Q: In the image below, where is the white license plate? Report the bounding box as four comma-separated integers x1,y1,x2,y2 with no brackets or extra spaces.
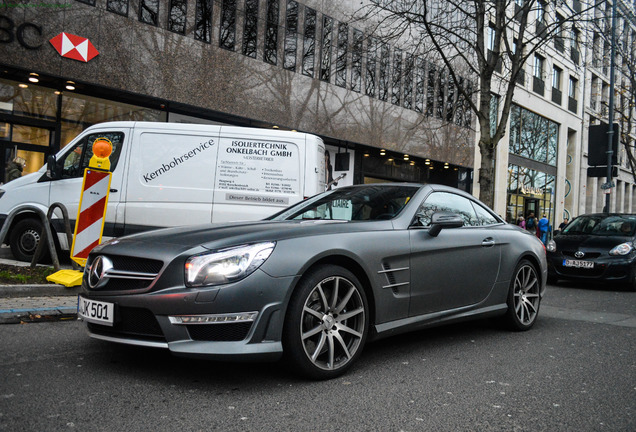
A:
78,296,114,326
563,259,594,269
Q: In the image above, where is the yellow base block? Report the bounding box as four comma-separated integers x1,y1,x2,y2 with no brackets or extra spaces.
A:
46,270,84,287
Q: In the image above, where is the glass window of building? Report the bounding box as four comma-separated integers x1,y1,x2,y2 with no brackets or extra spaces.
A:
507,164,555,228
220,0,237,51
436,69,445,118
463,81,473,128
320,16,333,81
365,37,377,97
76,0,96,5
351,29,363,92
414,57,425,113
446,76,456,122
403,55,414,109
302,7,317,77
335,22,349,88
568,76,577,99
509,104,558,166
264,0,279,65
378,43,390,101
392,49,402,106
139,0,159,25
552,66,562,90
194,0,213,43
426,63,436,117
168,0,187,34
533,54,544,79
242,0,259,58
107,0,128,16
283,0,299,71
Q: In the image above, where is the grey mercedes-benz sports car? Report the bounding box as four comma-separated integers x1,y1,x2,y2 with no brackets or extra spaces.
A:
78,184,547,379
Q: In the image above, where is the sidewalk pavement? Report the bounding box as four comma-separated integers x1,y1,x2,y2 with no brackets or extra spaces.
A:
0,250,81,324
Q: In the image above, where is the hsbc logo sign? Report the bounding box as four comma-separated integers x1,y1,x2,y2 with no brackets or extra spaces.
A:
1,15,99,63
49,32,99,62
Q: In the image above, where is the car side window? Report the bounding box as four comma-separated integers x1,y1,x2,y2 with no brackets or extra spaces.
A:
59,132,125,179
471,202,499,226
417,192,478,227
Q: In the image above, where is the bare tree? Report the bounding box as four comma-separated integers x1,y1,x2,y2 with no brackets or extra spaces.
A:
357,0,596,208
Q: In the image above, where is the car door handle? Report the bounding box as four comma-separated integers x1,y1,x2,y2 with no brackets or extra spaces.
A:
482,238,495,247
110,189,118,193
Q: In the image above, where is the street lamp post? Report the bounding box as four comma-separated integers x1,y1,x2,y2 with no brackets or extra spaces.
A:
604,0,618,213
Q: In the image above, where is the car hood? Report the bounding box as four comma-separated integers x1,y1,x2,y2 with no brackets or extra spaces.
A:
554,234,632,250
92,219,391,258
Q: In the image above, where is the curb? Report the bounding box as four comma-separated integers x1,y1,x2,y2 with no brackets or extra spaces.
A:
0,284,81,298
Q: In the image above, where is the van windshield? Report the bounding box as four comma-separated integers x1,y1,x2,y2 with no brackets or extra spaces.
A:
269,185,420,221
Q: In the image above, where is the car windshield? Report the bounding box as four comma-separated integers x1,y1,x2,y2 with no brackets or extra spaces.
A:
270,185,420,221
562,215,636,236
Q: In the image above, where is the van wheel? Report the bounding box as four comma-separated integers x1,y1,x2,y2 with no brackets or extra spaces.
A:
9,218,46,262
283,265,368,380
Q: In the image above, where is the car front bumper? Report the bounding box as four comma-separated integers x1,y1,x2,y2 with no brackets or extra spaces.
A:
546,253,636,284
79,270,298,361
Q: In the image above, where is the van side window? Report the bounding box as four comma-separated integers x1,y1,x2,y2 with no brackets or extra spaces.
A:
59,132,124,178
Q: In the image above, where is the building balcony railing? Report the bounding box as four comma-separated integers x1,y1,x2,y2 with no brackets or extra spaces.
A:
551,87,562,105
568,96,578,114
533,76,545,96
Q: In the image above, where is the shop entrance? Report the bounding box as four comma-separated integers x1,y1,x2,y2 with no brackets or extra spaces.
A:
524,198,539,219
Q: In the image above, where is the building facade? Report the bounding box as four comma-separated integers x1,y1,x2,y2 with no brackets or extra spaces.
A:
0,0,473,192
1,0,635,229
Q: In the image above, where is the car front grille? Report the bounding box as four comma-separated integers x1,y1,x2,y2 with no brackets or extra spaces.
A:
186,322,252,341
556,266,605,277
88,306,165,341
562,251,602,259
86,255,164,292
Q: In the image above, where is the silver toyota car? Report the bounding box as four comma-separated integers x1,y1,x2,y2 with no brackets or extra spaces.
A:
78,184,547,379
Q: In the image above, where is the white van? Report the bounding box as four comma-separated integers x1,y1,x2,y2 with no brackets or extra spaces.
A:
0,122,327,261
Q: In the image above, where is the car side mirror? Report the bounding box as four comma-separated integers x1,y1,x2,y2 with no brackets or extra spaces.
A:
428,212,464,237
46,155,58,180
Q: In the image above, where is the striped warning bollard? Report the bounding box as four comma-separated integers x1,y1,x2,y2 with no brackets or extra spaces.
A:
70,138,113,268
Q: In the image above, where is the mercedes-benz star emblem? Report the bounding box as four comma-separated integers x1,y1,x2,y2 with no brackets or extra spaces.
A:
88,255,113,289
574,251,585,259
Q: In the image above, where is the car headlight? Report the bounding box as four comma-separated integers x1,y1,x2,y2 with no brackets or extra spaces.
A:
546,239,557,253
185,242,275,287
609,242,633,256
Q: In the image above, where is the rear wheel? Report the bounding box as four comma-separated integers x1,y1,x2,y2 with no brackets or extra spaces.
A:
504,260,541,331
283,265,368,380
9,218,46,262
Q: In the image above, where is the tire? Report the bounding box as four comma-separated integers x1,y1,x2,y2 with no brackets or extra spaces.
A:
283,265,369,380
503,259,541,331
9,218,46,262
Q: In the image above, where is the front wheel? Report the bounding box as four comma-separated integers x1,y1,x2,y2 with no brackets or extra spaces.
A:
9,218,45,262
503,259,541,331
283,265,369,380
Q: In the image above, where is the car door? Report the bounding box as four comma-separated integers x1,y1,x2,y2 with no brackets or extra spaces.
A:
48,129,128,246
408,191,501,316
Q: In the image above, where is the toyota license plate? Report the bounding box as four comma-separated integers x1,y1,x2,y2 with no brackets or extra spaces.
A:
563,259,594,269
78,296,114,326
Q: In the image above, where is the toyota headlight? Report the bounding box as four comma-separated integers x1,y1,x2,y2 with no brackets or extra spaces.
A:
609,242,633,256
185,242,275,287
546,239,557,253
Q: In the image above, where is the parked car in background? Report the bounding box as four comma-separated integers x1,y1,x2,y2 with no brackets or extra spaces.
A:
546,213,636,290
78,184,547,379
